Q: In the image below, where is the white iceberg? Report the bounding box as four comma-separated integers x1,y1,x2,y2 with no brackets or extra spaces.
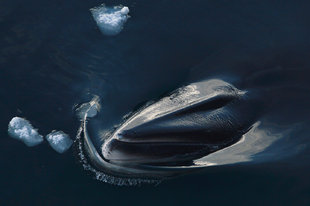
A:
90,4,130,36
46,131,73,154
8,117,44,147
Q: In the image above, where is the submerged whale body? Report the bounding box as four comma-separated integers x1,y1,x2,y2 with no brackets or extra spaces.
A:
80,79,263,183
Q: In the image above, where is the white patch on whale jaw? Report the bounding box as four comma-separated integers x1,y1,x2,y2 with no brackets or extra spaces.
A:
194,121,298,166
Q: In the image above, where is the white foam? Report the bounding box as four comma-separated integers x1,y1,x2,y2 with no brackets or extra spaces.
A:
90,4,130,36
46,131,73,153
8,117,43,147
76,96,100,120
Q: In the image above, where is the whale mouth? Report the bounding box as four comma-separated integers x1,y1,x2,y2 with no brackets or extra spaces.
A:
100,79,260,169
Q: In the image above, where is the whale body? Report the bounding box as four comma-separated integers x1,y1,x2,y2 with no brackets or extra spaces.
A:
80,78,265,182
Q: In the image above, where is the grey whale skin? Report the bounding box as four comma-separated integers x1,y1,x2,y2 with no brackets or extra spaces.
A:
81,78,262,180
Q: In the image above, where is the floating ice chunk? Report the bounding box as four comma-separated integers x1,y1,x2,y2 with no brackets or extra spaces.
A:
46,131,73,153
8,117,43,147
90,4,130,36
76,96,101,120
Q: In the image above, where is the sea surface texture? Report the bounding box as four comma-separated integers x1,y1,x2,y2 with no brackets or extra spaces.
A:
1,0,310,205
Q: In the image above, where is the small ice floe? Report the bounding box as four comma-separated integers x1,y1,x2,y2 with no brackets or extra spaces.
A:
8,117,44,147
46,131,73,154
76,96,101,120
90,4,130,36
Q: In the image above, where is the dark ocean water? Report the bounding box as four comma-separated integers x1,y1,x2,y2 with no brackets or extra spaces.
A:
1,0,310,205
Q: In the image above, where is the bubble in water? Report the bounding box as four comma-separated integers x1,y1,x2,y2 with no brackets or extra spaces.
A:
90,4,130,36
8,117,44,147
46,131,73,153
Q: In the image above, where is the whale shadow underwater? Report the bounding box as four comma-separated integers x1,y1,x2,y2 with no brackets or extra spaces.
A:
1,0,310,186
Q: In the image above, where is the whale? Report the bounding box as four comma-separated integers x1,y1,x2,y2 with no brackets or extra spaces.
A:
80,80,258,180
77,40,310,185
